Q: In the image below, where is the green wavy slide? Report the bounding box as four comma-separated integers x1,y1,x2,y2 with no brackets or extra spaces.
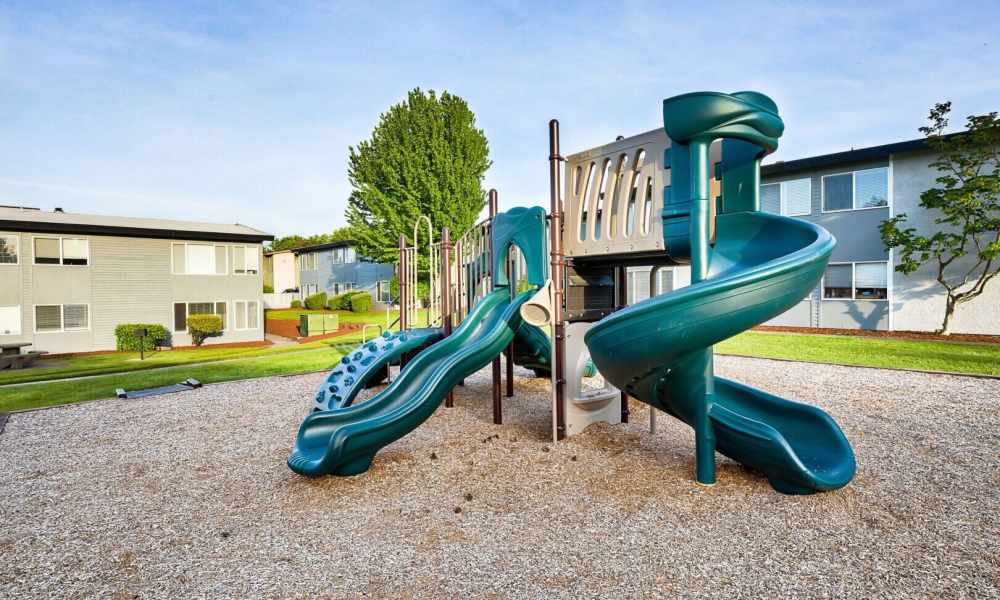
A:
288,288,534,477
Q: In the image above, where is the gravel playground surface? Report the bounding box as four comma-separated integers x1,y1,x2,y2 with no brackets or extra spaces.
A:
1,356,998,599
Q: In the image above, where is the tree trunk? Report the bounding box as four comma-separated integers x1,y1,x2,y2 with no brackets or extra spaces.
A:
938,295,956,335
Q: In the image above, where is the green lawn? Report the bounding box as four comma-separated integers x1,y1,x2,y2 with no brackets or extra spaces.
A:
0,344,353,412
717,331,1000,377
0,335,364,386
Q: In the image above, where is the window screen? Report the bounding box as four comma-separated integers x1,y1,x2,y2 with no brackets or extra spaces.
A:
34,238,61,265
855,168,888,208
823,265,853,299
247,301,259,329
0,306,21,335
61,239,89,265
0,236,17,264
232,246,246,274
215,302,227,329
244,248,259,274
186,244,215,275
234,301,247,329
35,305,62,331
172,244,186,274
63,304,88,330
189,302,214,315
855,262,888,299
784,179,811,216
174,303,187,331
823,174,853,211
214,245,227,275
760,184,780,214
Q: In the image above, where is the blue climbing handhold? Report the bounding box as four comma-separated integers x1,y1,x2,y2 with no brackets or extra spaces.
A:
347,365,357,373
354,352,362,360
382,331,391,339
341,356,351,364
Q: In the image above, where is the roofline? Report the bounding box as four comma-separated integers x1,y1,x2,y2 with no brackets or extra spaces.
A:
762,132,962,177
0,219,273,243
291,240,355,254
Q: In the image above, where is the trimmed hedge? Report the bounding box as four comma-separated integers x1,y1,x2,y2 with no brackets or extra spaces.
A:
290,299,303,308
115,323,170,352
263,284,274,293
187,314,223,346
349,292,372,313
304,292,328,310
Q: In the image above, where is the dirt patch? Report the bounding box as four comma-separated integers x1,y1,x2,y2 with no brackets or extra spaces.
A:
753,325,1000,344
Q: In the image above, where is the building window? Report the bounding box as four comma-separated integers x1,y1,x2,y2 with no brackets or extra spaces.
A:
234,300,260,330
0,235,18,264
232,246,260,275
171,243,228,275
333,282,355,295
34,304,89,332
0,305,21,335
822,167,889,212
823,262,888,301
33,237,89,266
300,253,317,271
377,280,391,303
760,178,811,217
173,301,227,332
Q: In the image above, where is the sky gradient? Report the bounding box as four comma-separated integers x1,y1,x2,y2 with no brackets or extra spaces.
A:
2,1,998,237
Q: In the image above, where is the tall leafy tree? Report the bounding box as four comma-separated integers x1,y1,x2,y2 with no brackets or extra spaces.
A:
880,102,1000,334
347,88,491,267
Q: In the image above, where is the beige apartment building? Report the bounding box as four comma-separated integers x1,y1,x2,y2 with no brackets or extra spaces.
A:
0,206,273,354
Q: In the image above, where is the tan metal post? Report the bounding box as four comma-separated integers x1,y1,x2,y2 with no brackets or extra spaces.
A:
442,227,454,408
489,189,502,424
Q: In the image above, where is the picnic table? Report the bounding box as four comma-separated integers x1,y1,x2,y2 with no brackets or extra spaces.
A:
0,343,47,369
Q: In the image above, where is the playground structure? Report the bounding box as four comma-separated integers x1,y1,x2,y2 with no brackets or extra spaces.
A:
289,90,857,494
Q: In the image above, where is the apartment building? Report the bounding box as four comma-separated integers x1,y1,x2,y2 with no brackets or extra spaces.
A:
0,206,273,353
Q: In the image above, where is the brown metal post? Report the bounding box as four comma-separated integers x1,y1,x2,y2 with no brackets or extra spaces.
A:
441,227,454,408
489,189,502,424
616,265,630,423
549,120,567,440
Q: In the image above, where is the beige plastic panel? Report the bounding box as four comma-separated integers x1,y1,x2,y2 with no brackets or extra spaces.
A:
563,128,721,258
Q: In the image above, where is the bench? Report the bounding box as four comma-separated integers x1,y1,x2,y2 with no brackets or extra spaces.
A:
1,351,47,370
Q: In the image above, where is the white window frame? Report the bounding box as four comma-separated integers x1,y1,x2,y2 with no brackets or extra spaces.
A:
300,252,318,271
233,299,261,331
0,233,19,266
761,178,812,217
170,242,229,275
31,236,90,267
377,280,391,303
821,261,890,302
0,305,22,336
820,166,891,214
172,301,229,333
32,303,91,333
231,245,260,276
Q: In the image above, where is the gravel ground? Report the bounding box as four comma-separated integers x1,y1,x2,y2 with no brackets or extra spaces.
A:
1,356,998,599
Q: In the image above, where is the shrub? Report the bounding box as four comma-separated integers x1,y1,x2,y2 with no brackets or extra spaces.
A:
349,292,372,313
187,314,223,346
304,292,328,310
114,323,170,352
263,284,274,293
290,299,303,308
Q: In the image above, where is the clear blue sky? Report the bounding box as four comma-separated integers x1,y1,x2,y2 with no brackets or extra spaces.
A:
2,1,998,237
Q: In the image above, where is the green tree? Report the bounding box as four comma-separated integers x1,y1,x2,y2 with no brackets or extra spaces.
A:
346,88,491,268
880,102,1000,334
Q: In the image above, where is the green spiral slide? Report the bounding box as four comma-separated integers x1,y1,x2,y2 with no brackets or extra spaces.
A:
586,91,856,494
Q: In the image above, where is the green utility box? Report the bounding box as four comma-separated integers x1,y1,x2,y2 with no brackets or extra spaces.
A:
299,313,339,336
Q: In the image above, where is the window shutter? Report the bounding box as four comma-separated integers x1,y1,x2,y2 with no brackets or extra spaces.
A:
61,239,89,265
247,301,259,329
34,238,61,264
0,305,21,335
232,246,246,274
855,263,887,287
783,179,811,216
823,174,853,211
187,244,214,274
760,184,781,214
35,305,62,331
63,304,88,329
